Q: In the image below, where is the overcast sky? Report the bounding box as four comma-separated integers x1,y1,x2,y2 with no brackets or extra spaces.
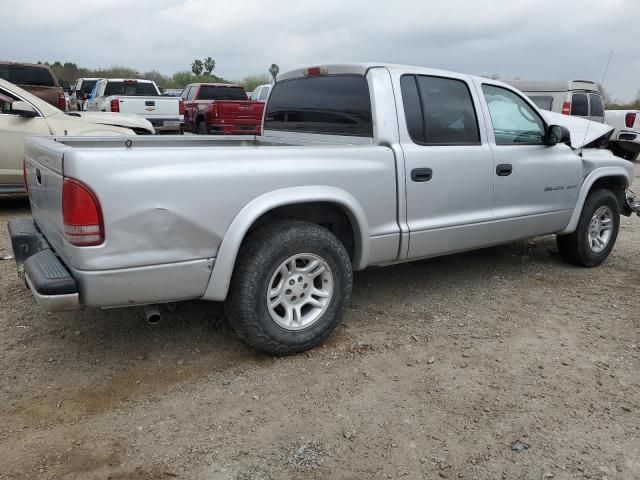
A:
2,0,639,101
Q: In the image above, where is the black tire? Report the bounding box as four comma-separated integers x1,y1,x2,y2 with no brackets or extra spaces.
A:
225,220,353,355
197,119,208,135
557,189,620,267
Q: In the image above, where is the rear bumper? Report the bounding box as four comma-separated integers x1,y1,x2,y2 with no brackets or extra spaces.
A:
147,118,185,133
8,217,215,312
8,218,79,312
207,122,261,135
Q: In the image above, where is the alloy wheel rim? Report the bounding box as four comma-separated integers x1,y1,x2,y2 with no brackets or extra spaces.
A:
588,206,613,253
266,253,334,330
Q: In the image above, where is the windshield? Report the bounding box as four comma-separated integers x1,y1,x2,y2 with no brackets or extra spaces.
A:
80,80,98,94
198,86,247,100
104,81,158,96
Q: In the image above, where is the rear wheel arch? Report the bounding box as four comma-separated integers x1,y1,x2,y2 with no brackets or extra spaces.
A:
202,187,370,301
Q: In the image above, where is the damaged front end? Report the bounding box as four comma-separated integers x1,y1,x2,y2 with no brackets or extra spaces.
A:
625,189,640,217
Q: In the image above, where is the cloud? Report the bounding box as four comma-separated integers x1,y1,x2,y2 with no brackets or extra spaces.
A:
1,0,638,100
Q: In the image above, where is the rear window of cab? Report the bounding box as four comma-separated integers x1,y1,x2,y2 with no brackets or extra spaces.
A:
0,65,56,87
264,75,373,137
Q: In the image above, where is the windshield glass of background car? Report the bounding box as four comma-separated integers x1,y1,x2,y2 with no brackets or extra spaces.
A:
482,84,545,145
589,94,604,117
258,86,270,101
264,75,373,137
80,80,98,94
0,65,55,87
528,95,554,111
104,81,158,96
571,93,588,116
198,86,247,101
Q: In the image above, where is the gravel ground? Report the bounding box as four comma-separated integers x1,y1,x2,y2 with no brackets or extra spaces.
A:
0,165,639,480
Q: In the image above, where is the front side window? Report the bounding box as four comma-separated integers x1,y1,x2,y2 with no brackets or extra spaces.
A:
482,85,546,145
187,86,197,100
181,86,191,100
571,93,588,116
589,94,604,117
401,75,480,145
80,80,97,94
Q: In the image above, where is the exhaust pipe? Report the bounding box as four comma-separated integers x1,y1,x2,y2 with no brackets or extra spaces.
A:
144,304,161,324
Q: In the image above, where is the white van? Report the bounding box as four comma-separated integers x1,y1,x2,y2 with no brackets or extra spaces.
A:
505,80,605,123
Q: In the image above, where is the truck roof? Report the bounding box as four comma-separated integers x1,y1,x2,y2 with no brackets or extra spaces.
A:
503,79,599,93
103,78,155,83
187,82,244,88
277,62,500,83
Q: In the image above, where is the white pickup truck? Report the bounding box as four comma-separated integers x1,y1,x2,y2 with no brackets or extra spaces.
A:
9,63,640,355
605,110,640,162
85,78,184,134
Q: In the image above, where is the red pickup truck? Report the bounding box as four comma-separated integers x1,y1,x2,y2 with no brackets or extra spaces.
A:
181,83,264,135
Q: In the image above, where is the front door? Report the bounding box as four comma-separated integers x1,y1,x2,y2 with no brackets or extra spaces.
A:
477,82,580,239
399,73,496,259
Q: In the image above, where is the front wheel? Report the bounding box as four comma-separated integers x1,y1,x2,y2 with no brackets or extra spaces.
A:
225,221,353,355
557,189,620,267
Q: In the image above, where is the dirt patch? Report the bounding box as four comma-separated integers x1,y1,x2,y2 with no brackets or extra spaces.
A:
1,166,639,479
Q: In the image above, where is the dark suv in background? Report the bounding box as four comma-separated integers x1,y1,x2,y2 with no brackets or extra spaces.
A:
0,62,67,111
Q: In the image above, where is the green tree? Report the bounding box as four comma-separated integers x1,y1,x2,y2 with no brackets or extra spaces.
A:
269,64,280,82
203,57,215,75
240,73,272,93
191,59,204,76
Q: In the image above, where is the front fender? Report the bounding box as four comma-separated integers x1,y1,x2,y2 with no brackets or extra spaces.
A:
559,166,632,234
202,186,370,301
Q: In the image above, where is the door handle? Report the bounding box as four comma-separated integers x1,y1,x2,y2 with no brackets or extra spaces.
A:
496,164,513,176
411,168,433,182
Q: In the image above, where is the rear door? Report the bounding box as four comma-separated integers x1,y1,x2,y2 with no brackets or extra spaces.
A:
478,82,579,236
399,73,496,259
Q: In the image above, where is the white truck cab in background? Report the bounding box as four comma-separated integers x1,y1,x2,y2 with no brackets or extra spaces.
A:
85,78,184,134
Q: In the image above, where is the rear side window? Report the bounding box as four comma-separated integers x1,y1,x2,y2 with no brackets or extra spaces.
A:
0,65,55,87
571,93,588,116
589,94,604,117
528,95,554,111
401,74,480,145
104,81,158,96
264,75,373,137
198,86,247,101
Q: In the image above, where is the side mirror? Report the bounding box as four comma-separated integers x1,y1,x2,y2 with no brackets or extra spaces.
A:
11,101,38,118
546,125,571,145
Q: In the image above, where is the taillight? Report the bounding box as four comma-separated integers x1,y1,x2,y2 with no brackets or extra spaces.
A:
562,101,571,115
211,103,220,119
179,99,185,115
625,112,636,128
62,178,104,246
110,98,119,112
58,91,66,111
23,159,28,194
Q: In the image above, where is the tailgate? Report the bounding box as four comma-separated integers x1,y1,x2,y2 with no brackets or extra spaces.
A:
219,100,263,120
114,96,180,118
23,137,69,260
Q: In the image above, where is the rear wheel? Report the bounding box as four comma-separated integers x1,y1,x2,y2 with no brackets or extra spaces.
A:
557,189,620,267
225,221,352,355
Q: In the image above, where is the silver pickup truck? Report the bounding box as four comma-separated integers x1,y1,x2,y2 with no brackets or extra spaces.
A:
9,63,640,354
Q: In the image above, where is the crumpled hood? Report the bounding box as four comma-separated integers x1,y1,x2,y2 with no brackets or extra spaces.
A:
540,110,614,149
66,111,155,133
